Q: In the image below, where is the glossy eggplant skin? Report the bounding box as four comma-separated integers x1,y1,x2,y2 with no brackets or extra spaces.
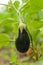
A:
15,28,30,53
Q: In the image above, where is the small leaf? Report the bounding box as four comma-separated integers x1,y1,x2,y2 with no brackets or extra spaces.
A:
14,1,20,9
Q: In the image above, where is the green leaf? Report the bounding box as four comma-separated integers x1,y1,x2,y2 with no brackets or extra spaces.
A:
14,1,20,9
34,60,43,65
30,0,43,12
30,60,43,65
28,21,43,31
10,49,17,63
0,33,10,48
38,10,43,19
13,23,18,33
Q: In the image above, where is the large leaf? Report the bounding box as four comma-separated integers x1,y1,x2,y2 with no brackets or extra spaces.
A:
0,33,10,48
30,0,43,12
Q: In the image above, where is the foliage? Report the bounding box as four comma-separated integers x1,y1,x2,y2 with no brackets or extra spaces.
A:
0,0,43,65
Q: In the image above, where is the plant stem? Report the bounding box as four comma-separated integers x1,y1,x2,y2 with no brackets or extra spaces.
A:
0,3,8,6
